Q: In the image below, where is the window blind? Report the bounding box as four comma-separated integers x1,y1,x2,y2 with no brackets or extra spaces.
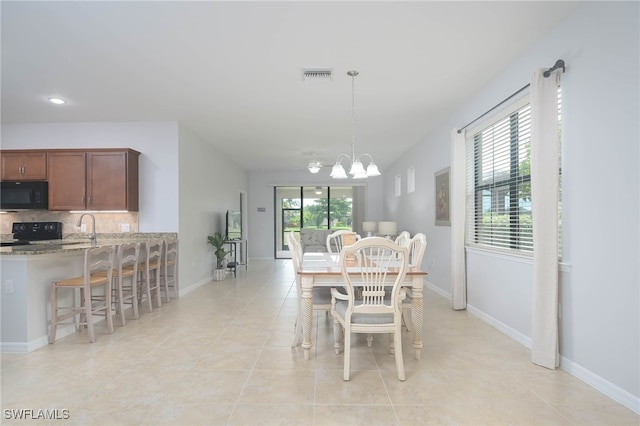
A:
465,87,562,256
465,102,533,253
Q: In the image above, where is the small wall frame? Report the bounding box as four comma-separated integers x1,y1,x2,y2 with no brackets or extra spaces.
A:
435,167,451,226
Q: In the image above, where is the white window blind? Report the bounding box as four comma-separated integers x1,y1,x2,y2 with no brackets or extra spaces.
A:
466,101,533,253
465,88,562,256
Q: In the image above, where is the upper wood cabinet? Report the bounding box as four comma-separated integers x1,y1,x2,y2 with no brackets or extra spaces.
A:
0,151,47,181
47,149,140,211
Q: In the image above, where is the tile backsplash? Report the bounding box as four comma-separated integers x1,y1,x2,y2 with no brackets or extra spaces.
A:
0,211,139,235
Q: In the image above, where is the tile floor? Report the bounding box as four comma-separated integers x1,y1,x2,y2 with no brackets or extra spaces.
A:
1,259,638,425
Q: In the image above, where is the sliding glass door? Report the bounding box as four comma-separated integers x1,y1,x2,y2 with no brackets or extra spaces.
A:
274,186,354,258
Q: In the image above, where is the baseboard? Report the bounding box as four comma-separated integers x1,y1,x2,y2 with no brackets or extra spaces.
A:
560,355,640,415
466,303,533,349
179,277,213,296
423,281,639,415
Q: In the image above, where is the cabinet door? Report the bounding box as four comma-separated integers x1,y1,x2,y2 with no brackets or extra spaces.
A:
1,154,24,180
0,152,47,181
87,151,128,210
47,152,86,210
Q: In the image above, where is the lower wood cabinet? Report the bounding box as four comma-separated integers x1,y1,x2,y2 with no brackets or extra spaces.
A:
47,149,139,211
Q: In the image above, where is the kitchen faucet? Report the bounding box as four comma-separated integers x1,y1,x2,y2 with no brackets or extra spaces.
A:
76,213,97,245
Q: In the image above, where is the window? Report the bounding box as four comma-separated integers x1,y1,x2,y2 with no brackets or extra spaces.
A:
465,89,562,255
466,99,533,253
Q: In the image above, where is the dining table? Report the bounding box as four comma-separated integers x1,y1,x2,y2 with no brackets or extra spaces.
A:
297,251,428,361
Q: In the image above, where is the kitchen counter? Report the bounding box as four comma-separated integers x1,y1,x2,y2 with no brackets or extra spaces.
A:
0,233,177,255
0,232,177,353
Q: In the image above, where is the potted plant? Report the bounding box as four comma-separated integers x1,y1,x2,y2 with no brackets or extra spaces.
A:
207,232,231,281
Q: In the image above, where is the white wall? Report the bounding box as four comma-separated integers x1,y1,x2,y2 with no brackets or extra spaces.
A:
177,124,249,290
248,170,383,259
383,1,639,409
0,122,179,232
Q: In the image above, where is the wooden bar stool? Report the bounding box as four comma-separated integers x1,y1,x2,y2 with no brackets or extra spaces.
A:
138,240,163,312
48,245,116,344
112,242,141,326
160,238,179,302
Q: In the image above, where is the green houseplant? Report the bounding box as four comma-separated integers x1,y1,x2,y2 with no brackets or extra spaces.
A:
207,232,231,280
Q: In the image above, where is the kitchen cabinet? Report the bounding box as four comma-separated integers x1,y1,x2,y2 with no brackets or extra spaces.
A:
0,151,47,181
47,149,139,211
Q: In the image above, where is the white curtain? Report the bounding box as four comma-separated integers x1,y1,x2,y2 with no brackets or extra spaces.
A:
530,69,561,369
451,129,467,310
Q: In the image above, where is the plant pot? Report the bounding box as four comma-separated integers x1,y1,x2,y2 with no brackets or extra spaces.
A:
213,268,226,281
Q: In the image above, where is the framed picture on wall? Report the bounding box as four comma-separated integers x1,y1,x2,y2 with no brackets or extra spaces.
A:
435,167,451,226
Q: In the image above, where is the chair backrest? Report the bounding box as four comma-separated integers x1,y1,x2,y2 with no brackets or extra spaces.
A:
117,242,141,277
340,237,408,318
394,231,411,248
407,233,427,268
146,240,163,268
85,245,115,285
286,231,303,270
164,239,179,268
326,230,361,254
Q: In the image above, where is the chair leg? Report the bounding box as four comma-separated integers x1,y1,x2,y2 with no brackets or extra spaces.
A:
48,284,57,344
131,274,140,320
153,270,162,308
105,282,114,335
394,327,406,381
141,271,153,312
116,277,126,327
333,317,342,355
343,330,351,381
402,307,413,331
84,289,95,343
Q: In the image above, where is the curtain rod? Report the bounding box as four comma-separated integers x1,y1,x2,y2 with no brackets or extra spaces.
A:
456,59,565,134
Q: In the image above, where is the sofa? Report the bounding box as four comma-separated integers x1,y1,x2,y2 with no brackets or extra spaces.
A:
299,228,332,253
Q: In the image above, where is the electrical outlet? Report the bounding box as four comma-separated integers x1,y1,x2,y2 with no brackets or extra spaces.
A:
80,224,87,232
4,280,14,294
121,223,130,232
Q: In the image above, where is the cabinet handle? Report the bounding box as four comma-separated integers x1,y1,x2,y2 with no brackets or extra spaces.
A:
88,196,92,205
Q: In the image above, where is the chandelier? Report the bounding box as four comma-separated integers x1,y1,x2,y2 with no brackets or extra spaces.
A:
308,70,380,179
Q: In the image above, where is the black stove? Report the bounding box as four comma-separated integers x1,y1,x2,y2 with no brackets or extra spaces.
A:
1,222,63,246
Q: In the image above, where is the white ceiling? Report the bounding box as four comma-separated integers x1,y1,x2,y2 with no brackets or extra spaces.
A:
1,1,579,173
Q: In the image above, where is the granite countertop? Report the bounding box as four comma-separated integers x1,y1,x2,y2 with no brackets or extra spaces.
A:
0,233,177,256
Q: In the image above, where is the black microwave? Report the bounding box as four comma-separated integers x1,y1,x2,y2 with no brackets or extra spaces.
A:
0,181,48,210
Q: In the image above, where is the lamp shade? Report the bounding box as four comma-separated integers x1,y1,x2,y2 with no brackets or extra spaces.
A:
378,221,397,237
330,163,348,179
362,221,376,232
308,162,321,173
366,162,381,176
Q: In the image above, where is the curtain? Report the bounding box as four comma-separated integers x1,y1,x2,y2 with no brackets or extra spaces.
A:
451,129,467,310
530,69,561,369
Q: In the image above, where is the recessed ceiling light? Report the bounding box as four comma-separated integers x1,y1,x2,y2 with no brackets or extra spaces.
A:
48,97,66,105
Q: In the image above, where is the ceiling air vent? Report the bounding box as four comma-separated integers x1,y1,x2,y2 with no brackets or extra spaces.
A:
302,68,333,82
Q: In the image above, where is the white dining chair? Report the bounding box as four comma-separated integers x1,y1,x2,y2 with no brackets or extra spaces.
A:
399,232,427,331
326,230,360,254
394,231,411,247
287,231,333,347
330,237,409,381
